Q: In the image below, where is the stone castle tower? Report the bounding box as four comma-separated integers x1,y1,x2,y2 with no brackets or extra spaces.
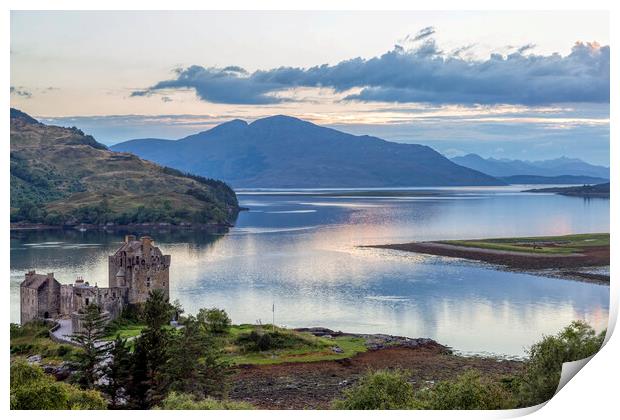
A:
108,235,170,304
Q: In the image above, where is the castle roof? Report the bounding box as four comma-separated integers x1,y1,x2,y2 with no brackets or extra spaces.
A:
21,273,53,289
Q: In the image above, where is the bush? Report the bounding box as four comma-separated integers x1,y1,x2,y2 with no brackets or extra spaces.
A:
10,359,106,410
197,308,231,334
235,327,319,352
517,320,605,407
415,370,517,409
158,392,253,410
332,369,416,409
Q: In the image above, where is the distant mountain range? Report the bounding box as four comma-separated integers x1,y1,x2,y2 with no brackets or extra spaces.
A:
451,154,609,179
10,109,239,227
112,115,503,188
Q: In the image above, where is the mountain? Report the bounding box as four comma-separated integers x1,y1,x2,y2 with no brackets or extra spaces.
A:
525,183,610,198
10,109,239,227
451,154,609,179
499,175,609,185
112,115,503,188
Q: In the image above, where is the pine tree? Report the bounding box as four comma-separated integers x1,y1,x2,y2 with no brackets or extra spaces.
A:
164,315,231,399
126,290,173,408
102,335,132,409
71,304,111,389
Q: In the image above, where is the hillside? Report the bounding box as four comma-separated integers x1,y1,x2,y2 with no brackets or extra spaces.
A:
10,109,239,227
112,115,503,188
452,154,609,179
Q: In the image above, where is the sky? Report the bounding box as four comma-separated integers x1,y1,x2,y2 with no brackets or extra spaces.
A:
10,11,610,165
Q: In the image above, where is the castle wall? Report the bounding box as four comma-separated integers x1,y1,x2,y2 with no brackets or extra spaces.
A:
60,285,74,317
20,287,38,324
43,279,61,319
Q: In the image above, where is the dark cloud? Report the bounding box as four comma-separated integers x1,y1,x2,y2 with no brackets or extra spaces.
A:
133,37,609,106
10,86,32,98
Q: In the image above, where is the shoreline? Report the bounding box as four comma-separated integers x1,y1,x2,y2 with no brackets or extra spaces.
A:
231,327,523,409
364,241,609,284
10,221,235,232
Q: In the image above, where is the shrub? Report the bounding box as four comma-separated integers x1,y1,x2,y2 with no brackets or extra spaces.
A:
10,359,106,410
235,328,319,352
414,370,517,410
517,320,605,407
197,308,231,334
332,369,416,410
158,392,253,410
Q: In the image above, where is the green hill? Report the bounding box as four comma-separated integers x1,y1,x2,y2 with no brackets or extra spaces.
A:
10,109,239,227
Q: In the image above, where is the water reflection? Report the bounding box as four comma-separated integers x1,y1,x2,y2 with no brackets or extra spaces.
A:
10,187,609,357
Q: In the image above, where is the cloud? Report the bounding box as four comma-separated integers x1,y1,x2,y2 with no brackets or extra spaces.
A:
133,36,609,106
10,86,32,98
131,65,290,104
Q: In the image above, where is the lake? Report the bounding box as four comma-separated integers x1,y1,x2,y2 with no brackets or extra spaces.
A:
10,186,609,357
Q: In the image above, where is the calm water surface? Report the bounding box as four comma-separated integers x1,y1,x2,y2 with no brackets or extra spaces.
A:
10,186,610,357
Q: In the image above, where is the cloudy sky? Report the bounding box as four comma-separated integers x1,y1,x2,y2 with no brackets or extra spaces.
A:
10,11,610,164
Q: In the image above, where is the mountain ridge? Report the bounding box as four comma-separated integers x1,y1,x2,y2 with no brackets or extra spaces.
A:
452,153,609,179
112,116,505,188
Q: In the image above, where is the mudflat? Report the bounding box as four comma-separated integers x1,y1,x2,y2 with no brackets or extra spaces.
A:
230,343,522,409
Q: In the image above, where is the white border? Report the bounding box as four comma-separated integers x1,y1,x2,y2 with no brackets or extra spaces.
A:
2,1,616,419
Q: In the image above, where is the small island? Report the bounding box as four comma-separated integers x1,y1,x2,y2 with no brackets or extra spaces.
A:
524,182,610,198
366,233,610,283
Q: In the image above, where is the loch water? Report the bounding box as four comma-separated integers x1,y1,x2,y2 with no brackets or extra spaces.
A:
10,186,610,357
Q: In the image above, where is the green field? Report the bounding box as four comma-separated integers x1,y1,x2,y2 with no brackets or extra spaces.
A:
223,324,367,365
440,233,609,255
103,322,368,365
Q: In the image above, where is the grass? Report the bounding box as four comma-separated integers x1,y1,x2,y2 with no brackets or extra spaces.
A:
102,324,145,341
10,322,81,364
222,324,367,365
11,320,368,367
441,233,609,255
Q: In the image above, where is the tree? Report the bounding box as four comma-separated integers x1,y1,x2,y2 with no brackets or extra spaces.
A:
164,315,231,399
197,307,231,334
517,320,605,407
125,290,173,408
71,304,111,389
101,335,132,409
10,359,106,409
171,298,184,322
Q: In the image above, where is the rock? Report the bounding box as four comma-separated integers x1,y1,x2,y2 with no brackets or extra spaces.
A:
42,361,74,381
331,346,344,354
26,355,42,364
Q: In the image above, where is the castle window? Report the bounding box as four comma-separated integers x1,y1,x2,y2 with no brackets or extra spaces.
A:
85,298,89,305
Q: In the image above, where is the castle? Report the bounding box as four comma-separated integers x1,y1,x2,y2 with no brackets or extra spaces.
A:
20,235,170,332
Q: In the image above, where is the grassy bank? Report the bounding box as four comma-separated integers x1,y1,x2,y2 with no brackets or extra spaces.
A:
10,322,81,364
102,321,368,365
440,233,609,255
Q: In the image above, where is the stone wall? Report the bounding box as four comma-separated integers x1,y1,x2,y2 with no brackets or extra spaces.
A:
20,287,38,324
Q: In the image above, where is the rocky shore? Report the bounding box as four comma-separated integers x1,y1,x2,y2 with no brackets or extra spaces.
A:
230,328,523,409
